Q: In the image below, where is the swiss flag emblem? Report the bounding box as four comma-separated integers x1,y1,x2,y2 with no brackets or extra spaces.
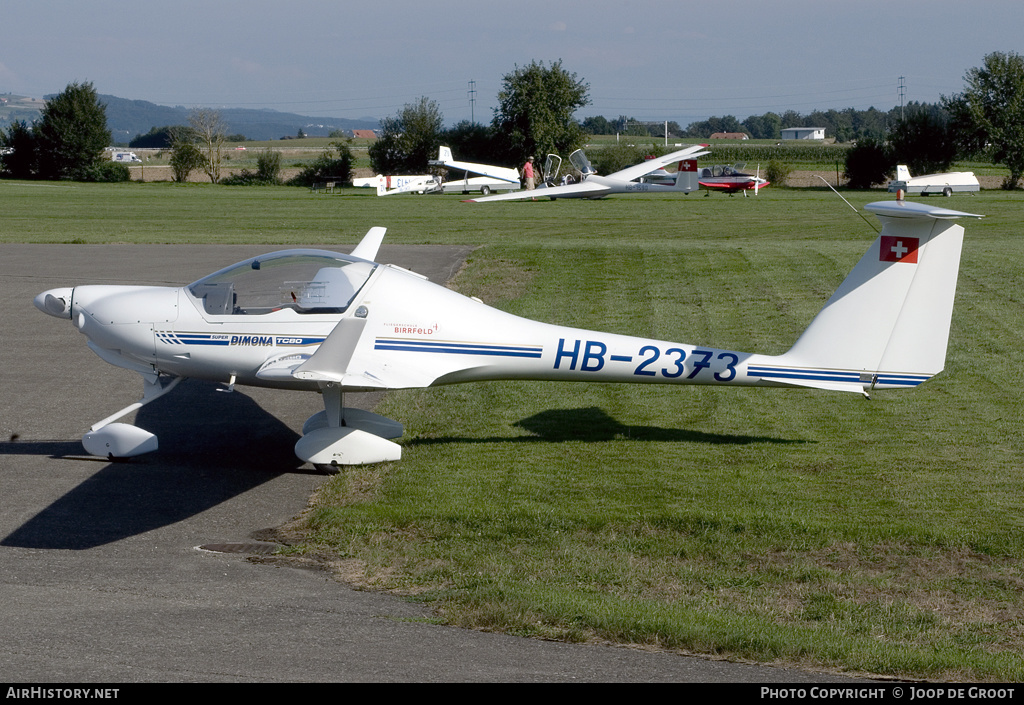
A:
880,235,919,263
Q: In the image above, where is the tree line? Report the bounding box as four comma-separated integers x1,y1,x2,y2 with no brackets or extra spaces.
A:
4,53,1024,189
579,106,909,143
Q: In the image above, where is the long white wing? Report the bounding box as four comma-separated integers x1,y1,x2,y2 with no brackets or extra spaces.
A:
434,158,520,183
464,179,610,203
607,145,709,183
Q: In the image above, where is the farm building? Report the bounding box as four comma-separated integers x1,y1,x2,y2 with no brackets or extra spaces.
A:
781,127,826,140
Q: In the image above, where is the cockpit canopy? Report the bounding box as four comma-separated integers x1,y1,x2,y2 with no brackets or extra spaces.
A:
569,149,597,177
187,249,377,316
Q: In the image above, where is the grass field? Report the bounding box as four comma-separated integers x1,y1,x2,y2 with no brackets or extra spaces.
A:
4,181,1023,680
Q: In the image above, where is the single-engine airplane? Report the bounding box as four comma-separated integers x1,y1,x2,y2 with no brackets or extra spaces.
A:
698,163,768,195
464,145,709,202
35,200,980,468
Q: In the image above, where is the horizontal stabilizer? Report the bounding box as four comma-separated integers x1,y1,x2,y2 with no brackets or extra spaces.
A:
865,200,983,221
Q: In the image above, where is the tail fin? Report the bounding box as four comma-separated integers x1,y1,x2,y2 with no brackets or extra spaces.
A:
375,175,387,196
896,164,912,182
673,159,699,192
759,200,982,394
438,146,453,164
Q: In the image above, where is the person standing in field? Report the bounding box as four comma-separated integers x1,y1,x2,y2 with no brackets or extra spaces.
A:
522,156,536,190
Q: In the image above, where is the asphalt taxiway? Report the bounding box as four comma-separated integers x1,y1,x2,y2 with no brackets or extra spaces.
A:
1,243,864,682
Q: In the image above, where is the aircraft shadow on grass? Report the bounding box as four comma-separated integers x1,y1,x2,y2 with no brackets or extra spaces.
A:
3,396,807,549
406,406,810,447
1,379,310,550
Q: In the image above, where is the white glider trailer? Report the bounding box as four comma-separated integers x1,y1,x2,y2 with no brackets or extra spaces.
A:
888,165,979,197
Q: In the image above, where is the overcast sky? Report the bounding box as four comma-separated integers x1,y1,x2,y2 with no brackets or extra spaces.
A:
2,0,1021,127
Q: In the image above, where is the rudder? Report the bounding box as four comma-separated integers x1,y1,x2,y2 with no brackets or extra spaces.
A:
673,159,700,192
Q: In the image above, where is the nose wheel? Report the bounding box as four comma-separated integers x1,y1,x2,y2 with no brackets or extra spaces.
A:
82,374,182,459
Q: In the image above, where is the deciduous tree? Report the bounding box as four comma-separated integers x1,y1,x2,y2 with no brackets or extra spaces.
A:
888,109,956,177
944,51,1024,188
189,108,227,183
33,81,111,181
168,126,203,183
491,60,590,166
1,120,38,178
369,97,444,175
843,137,891,189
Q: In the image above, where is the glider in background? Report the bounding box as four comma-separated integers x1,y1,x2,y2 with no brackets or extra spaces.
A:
464,145,709,202
429,146,520,195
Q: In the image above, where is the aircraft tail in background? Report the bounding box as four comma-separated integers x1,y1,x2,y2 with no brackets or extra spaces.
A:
673,159,700,192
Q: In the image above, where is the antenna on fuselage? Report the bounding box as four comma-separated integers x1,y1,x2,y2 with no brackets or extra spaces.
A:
814,175,880,233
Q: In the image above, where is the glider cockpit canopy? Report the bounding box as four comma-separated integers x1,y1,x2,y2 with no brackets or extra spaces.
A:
187,249,377,316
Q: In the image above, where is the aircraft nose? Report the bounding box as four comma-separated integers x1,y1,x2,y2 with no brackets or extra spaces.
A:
34,287,74,319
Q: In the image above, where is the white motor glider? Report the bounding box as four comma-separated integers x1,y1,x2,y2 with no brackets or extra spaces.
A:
464,145,709,202
35,200,980,467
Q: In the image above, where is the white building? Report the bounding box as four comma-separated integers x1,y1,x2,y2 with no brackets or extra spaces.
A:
781,127,826,140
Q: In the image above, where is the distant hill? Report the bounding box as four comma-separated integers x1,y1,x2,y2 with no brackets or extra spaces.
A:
0,94,48,127
0,92,380,143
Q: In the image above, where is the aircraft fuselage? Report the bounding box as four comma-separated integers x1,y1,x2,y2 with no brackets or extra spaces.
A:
38,250,783,395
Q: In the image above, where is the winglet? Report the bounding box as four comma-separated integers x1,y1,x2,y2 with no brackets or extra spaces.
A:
350,227,386,262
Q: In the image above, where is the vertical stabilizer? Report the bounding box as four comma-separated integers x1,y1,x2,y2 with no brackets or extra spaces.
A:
673,159,700,192
896,164,912,182
768,200,981,390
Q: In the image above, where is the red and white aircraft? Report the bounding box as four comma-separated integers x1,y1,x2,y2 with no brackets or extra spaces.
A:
698,163,768,195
